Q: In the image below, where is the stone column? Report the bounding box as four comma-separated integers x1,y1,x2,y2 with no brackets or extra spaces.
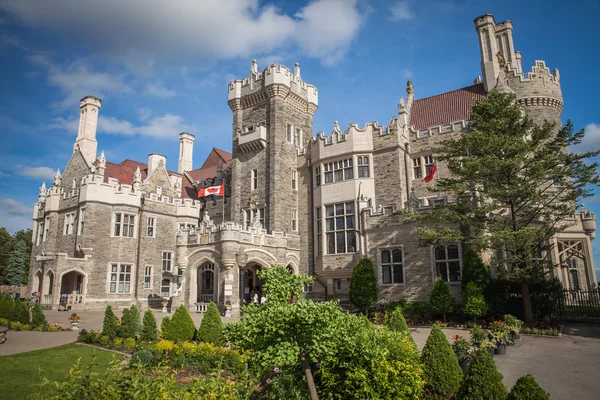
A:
220,259,237,317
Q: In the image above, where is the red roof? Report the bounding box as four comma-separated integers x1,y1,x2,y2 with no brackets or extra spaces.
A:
188,148,232,182
410,83,485,131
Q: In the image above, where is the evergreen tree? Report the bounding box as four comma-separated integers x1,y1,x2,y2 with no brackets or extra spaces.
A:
429,277,455,322
102,305,118,339
196,302,225,345
508,374,550,400
31,303,47,328
162,305,195,342
119,307,135,338
421,324,463,399
10,299,30,324
456,348,507,400
410,90,600,324
0,293,15,319
386,306,409,332
129,305,142,335
463,282,488,322
141,309,158,341
461,249,490,294
7,240,27,286
349,257,378,311
160,316,171,339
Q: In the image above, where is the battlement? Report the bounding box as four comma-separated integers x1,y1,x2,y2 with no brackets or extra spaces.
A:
311,121,378,162
411,119,467,140
228,61,318,107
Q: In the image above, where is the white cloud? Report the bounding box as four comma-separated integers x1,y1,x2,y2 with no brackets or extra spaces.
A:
570,123,600,155
98,116,135,135
0,198,33,216
43,116,79,134
15,165,55,181
389,1,415,21
145,81,176,98
0,0,369,67
137,108,152,122
27,54,133,109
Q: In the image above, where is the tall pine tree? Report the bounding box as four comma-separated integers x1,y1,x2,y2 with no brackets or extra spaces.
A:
7,240,27,287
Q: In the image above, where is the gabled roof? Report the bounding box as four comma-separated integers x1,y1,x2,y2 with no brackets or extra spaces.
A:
188,148,232,183
410,83,486,131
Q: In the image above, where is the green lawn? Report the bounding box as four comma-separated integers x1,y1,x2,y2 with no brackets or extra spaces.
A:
0,344,123,399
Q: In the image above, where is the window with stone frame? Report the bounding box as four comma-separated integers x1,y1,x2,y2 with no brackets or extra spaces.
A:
251,169,258,190
381,248,404,284
144,266,152,289
323,158,353,184
244,208,264,229
78,208,85,235
357,156,370,178
315,165,321,186
412,157,422,179
424,155,435,175
37,221,44,245
291,169,297,191
114,212,135,237
291,209,297,231
44,217,50,241
286,123,293,143
325,201,356,254
294,127,302,147
315,206,322,255
64,212,75,235
161,279,171,297
109,263,132,293
334,279,342,292
147,216,155,237
434,244,461,282
162,251,173,272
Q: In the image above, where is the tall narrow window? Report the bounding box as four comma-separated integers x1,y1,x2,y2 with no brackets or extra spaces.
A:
147,217,155,237
291,169,297,191
292,209,297,231
294,127,302,147
44,217,50,241
357,156,370,178
381,249,404,284
79,208,85,235
316,207,322,255
161,279,171,297
324,163,333,183
413,158,422,179
64,212,75,235
286,124,292,142
424,155,434,175
144,266,152,289
315,166,321,186
251,169,258,190
325,201,356,254
37,222,44,245
434,245,461,282
162,251,173,272
570,269,580,290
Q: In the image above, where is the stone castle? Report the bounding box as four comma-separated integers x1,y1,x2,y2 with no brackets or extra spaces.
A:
27,14,597,314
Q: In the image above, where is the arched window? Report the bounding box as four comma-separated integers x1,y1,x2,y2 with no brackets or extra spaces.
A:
286,264,294,274
381,249,403,284
434,245,461,282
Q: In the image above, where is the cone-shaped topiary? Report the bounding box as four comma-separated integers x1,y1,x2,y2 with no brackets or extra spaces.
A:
162,305,196,342
456,348,508,400
102,305,118,339
196,302,225,345
349,257,378,311
10,299,30,324
461,249,490,294
141,309,158,341
508,374,550,400
463,282,488,322
0,294,15,319
429,277,455,322
120,307,137,338
129,305,141,335
421,324,463,399
31,303,47,328
160,316,171,338
386,306,409,333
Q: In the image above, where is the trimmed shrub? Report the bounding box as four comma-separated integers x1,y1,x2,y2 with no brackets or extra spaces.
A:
0,294,14,319
10,299,30,325
162,306,196,342
31,303,47,328
508,374,550,400
429,277,455,322
160,316,171,338
0,317,8,326
349,257,378,311
131,349,154,367
129,305,141,334
456,348,507,400
385,306,408,332
461,249,490,294
102,305,118,339
421,324,463,399
120,306,141,338
141,309,158,341
197,302,225,345
463,282,488,321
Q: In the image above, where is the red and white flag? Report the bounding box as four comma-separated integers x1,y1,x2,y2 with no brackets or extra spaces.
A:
424,163,437,183
198,184,224,197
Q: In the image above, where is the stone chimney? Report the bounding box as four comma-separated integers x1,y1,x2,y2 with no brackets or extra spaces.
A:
74,95,102,164
148,153,166,177
178,132,195,173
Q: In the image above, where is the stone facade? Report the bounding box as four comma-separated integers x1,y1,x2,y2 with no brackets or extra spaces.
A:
27,14,597,315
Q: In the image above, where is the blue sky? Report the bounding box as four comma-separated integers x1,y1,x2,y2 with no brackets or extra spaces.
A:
0,0,599,276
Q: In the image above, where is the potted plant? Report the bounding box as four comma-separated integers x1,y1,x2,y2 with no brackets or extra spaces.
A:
480,338,496,358
452,335,475,374
489,321,510,355
68,313,81,329
503,314,523,342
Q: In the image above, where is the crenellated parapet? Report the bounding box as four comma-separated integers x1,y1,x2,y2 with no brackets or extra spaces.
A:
580,206,597,239
310,121,379,162
228,61,318,114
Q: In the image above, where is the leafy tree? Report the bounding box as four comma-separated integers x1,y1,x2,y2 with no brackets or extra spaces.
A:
0,228,13,285
31,303,47,328
463,282,488,321
429,277,455,322
259,265,313,304
508,374,550,400
162,305,195,342
197,302,225,345
421,324,463,399
7,240,27,286
141,309,158,341
456,348,507,400
0,293,15,319
385,306,409,332
411,90,600,324
349,257,378,311
10,299,30,324
102,305,118,339
462,249,490,293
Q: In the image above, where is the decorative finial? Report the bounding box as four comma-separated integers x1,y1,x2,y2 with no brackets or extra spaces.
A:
39,182,47,196
133,166,142,184
406,81,414,96
98,150,106,164
251,59,258,74
294,62,300,79
53,169,61,187
553,68,560,81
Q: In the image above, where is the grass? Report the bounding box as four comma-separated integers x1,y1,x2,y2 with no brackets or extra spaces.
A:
0,343,123,399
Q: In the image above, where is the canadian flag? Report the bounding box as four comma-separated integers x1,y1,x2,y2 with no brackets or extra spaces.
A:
424,163,437,183
198,184,224,197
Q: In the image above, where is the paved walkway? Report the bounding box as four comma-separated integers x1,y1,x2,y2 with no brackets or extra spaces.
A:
0,330,78,356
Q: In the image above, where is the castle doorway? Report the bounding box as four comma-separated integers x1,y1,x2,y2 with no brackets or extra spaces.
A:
243,263,264,304
197,263,216,303
59,270,85,309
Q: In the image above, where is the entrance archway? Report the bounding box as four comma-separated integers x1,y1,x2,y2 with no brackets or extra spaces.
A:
197,263,216,303
59,270,85,308
243,263,264,303
41,271,54,305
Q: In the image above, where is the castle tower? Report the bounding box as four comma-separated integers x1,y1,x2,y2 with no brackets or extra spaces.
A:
227,61,318,235
74,95,102,164
178,132,195,173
